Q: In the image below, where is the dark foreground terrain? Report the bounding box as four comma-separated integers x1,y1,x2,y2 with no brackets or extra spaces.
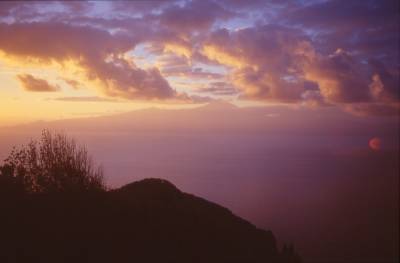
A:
0,178,300,263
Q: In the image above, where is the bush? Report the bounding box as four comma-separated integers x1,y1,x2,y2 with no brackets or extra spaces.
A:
0,130,105,193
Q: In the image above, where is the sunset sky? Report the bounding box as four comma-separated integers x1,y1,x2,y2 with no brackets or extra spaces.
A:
0,0,398,125
0,1,399,262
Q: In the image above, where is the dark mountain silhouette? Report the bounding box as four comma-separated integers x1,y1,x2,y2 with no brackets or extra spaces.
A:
0,178,301,263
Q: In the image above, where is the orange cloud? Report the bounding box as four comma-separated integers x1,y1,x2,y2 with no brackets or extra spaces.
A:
200,25,399,114
52,96,117,102
304,49,369,103
0,22,178,101
163,43,192,59
201,26,310,102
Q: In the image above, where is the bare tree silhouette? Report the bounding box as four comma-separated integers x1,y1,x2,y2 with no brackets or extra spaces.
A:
0,130,105,193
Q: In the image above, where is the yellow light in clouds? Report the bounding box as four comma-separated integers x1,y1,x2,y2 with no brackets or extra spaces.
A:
163,43,192,59
201,45,245,68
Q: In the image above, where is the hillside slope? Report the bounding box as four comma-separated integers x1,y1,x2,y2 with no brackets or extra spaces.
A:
0,178,301,263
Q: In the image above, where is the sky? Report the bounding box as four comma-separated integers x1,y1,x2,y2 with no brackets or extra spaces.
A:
0,0,399,125
0,1,399,262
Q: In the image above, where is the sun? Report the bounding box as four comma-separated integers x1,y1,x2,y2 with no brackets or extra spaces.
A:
368,137,382,151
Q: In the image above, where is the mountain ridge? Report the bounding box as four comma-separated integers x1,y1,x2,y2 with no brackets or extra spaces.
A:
0,177,301,263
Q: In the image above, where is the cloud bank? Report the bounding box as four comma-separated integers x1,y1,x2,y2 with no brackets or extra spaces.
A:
0,0,398,115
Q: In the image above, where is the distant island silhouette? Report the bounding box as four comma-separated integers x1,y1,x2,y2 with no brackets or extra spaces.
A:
0,130,301,263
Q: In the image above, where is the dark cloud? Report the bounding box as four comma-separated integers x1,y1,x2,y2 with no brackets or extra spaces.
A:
112,1,171,15
285,0,400,64
0,2,22,16
0,22,133,61
17,74,59,92
60,1,94,13
159,0,234,32
287,0,399,31
0,1,42,19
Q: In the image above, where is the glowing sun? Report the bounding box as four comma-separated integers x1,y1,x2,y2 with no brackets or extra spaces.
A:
369,137,382,151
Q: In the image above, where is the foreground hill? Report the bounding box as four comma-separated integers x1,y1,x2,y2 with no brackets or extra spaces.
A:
0,178,301,263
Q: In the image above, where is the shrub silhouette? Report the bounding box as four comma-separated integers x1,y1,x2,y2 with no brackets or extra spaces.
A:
0,130,105,193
